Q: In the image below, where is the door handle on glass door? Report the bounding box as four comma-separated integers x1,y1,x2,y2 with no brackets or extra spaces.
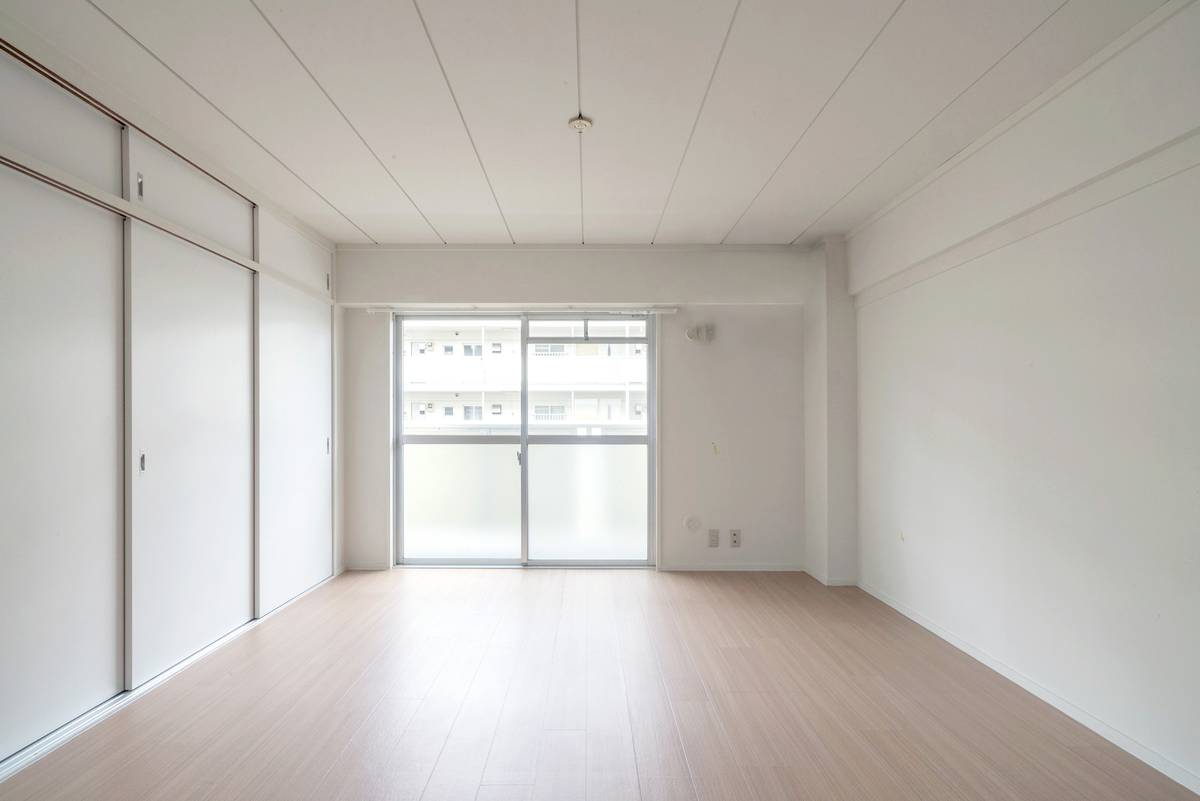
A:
516,450,523,467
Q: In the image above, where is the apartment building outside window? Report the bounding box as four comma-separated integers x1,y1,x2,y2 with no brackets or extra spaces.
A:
534,404,565,421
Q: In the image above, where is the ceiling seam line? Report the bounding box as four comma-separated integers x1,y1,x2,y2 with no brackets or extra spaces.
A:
718,0,907,244
411,0,516,245
248,0,445,244
649,0,743,245
575,0,584,243
83,0,378,244
575,0,583,115
789,0,1070,245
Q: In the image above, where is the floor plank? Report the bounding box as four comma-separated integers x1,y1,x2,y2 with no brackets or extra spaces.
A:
1,569,1195,801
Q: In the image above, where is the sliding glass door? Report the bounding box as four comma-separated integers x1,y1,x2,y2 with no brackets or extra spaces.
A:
525,318,651,562
397,314,654,565
399,318,522,561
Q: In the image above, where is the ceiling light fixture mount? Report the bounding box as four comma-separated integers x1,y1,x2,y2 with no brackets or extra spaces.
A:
568,114,593,131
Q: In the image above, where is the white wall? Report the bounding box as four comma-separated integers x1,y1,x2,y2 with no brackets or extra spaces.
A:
857,164,1200,791
659,305,803,569
335,246,812,570
335,246,807,306
801,239,859,584
852,5,1200,790
341,309,394,569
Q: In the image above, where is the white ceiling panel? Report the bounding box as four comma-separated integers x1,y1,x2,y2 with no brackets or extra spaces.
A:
725,0,1062,244
0,0,368,243
578,0,737,243
92,0,439,243
3,0,1165,247
252,0,512,244
794,0,1167,245
415,0,581,243
652,0,901,244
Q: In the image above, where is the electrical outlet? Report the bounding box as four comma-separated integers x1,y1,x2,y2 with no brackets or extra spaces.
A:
708,529,719,548
730,529,742,548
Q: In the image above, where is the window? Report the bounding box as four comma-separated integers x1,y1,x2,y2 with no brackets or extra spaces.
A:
534,343,566,357
588,319,648,338
399,314,651,562
534,404,566,421
529,320,584,338
412,342,431,355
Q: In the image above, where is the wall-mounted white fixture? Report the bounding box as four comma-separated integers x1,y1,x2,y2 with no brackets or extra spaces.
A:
686,324,714,343
568,114,593,131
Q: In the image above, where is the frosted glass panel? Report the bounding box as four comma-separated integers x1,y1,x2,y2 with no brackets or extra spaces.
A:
528,444,648,560
403,444,521,560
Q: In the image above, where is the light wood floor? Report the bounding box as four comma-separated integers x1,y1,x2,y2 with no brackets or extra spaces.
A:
1,569,1193,801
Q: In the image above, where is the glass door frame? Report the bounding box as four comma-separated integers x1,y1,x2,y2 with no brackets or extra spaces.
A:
394,311,657,567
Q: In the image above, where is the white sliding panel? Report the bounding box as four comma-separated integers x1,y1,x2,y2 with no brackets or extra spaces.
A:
128,221,254,688
126,129,254,258
0,52,122,195
257,275,333,615
0,169,123,759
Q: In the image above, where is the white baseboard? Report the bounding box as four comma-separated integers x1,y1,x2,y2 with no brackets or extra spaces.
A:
657,562,805,571
858,582,1200,796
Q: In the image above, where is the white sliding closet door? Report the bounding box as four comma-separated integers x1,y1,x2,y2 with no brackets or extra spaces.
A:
128,222,254,688
257,275,333,615
0,170,124,760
